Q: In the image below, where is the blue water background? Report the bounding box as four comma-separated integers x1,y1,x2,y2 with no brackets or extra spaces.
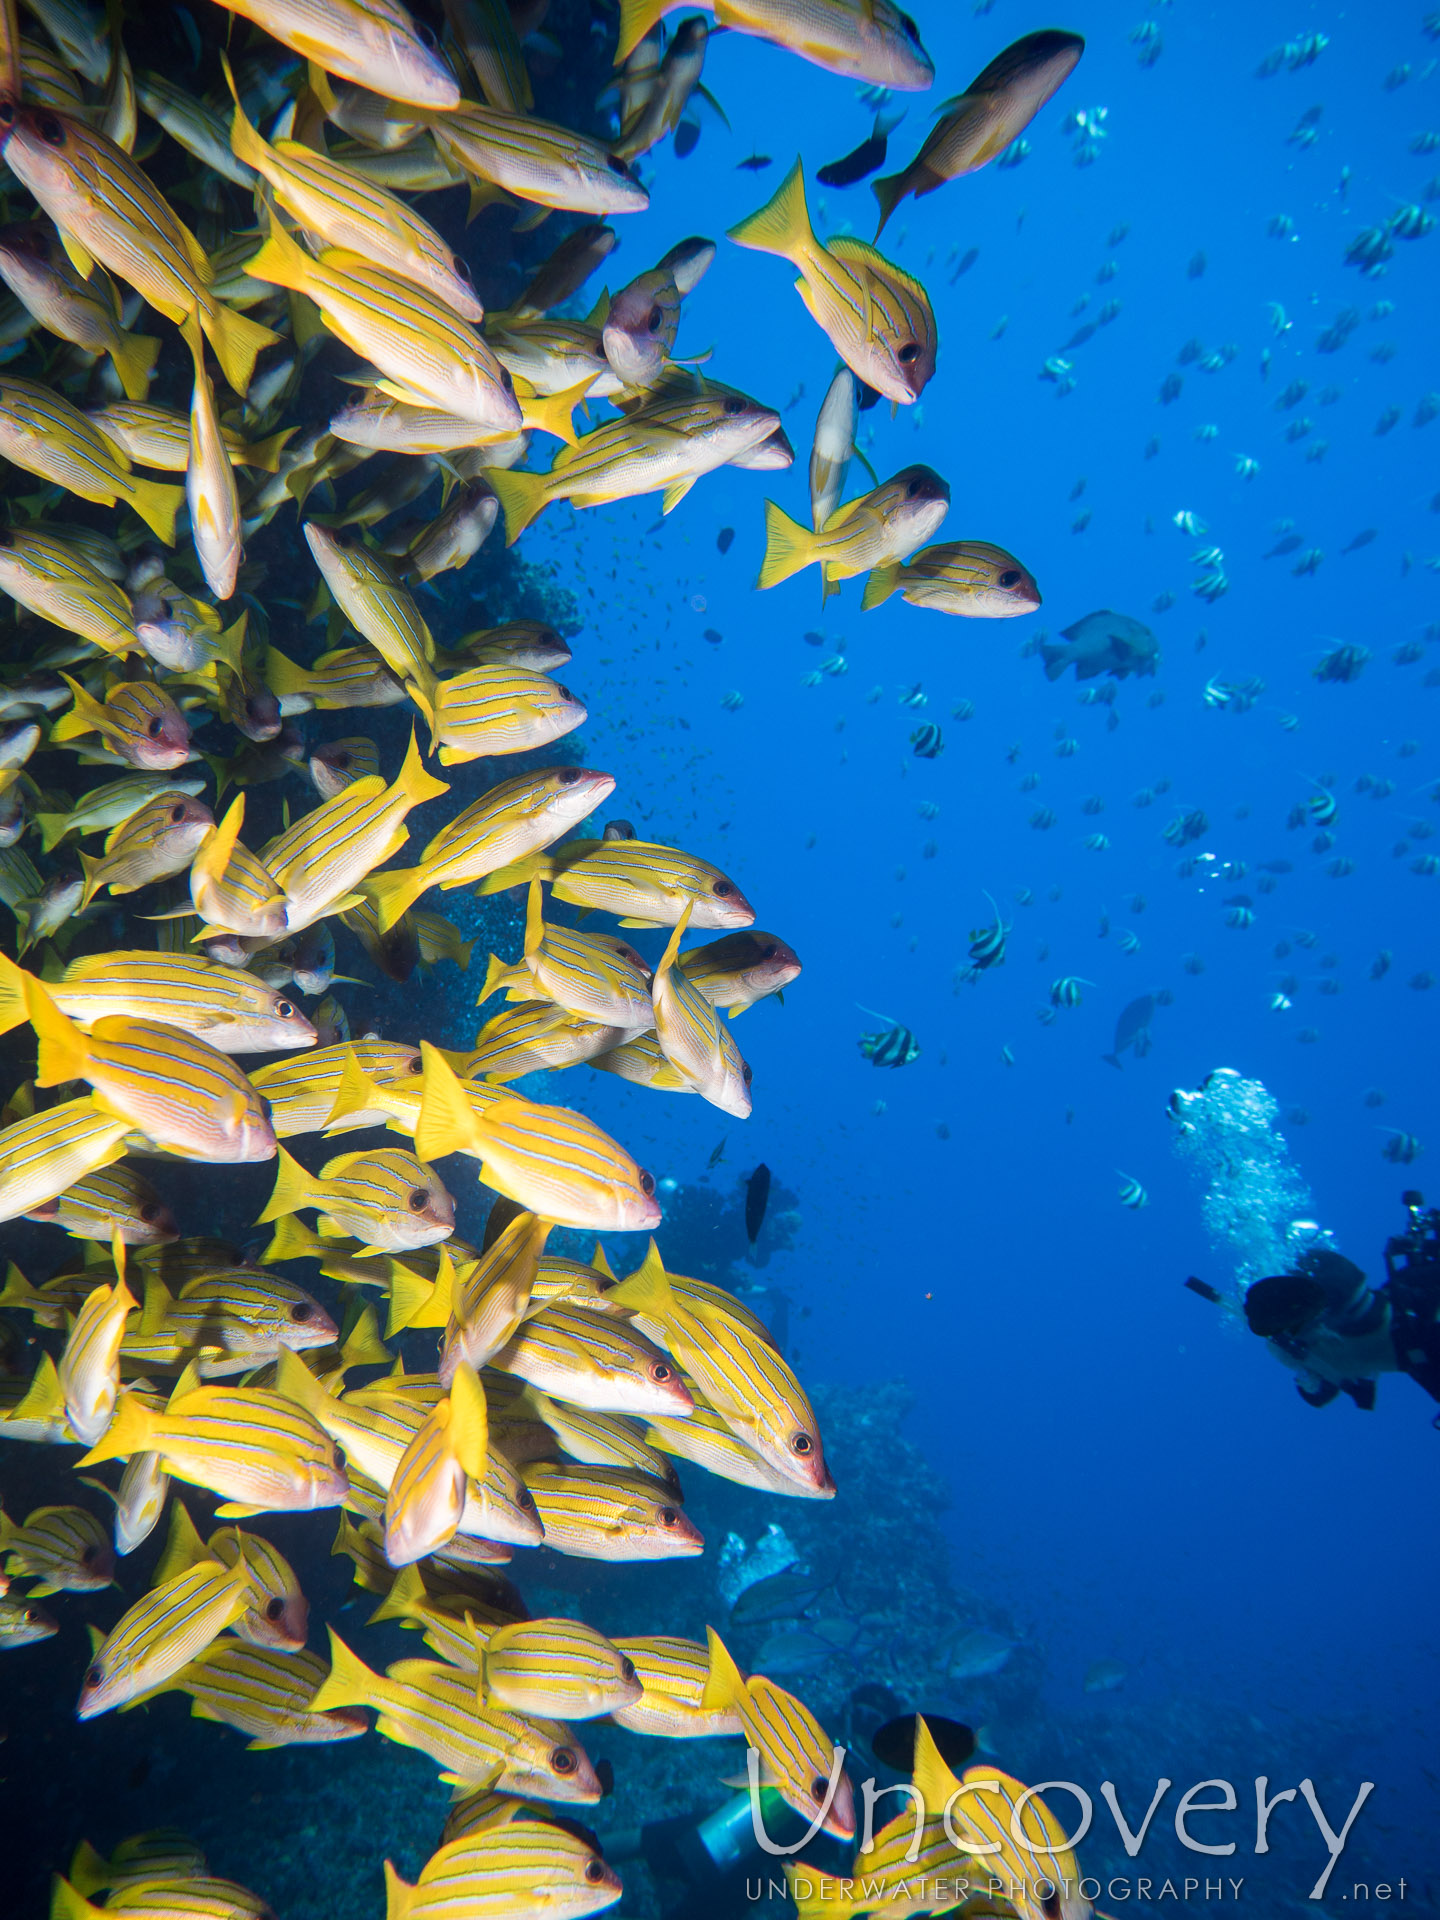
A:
524,0,1438,1881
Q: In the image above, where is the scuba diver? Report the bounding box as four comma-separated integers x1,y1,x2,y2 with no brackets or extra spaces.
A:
1189,1192,1440,1415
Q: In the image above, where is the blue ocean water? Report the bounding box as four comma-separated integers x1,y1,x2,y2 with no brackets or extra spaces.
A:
0,2,1437,1917
525,0,1440,1901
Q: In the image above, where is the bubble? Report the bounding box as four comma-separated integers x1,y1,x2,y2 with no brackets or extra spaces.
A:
1169,1067,1328,1314
691,594,707,613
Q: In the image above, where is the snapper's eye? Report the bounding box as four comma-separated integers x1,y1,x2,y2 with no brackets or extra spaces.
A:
638,1170,655,1196
647,304,663,332
453,255,473,282
265,1595,285,1621
169,803,187,822
791,1431,814,1456
290,1301,313,1322
650,1360,673,1384
407,1187,430,1211
999,569,1022,588
552,1746,578,1774
147,715,164,737
897,342,920,364
84,1662,103,1689
584,1859,606,1884
722,396,744,415
37,113,65,146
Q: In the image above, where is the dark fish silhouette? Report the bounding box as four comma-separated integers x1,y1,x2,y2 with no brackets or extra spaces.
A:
870,1713,976,1773
745,1162,771,1244
481,1193,528,1252
674,119,700,157
1104,992,1156,1068
717,525,735,554
736,151,773,171
816,109,905,188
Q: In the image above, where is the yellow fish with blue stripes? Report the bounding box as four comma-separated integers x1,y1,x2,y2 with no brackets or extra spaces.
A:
259,1144,455,1256
25,985,278,1165
703,1627,855,1840
260,731,448,934
729,160,937,407
75,1551,252,1717
383,1818,621,1920
78,1371,350,1518
651,903,753,1116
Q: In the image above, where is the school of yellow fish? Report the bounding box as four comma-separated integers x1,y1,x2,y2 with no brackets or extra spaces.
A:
0,0,1083,1915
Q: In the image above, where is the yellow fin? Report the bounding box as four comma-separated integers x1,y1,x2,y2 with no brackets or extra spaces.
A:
485,465,549,545
151,1498,208,1587
256,1145,325,1225
74,1385,153,1466
726,159,813,266
447,1361,489,1481
606,1239,674,1319
308,1626,391,1716
26,974,90,1088
860,562,900,611
757,498,816,591
58,231,96,279
414,1043,486,1162
701,1625,746,1714
264,1211,327,1265
338,1302,392,1373
911,1714,963,1816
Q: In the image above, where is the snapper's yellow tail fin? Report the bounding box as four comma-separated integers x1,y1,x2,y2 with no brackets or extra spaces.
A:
727,159,814,267
756,499,817,591
486,465,550,546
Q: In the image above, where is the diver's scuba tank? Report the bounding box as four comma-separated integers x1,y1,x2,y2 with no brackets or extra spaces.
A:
1383,1191,1440,1419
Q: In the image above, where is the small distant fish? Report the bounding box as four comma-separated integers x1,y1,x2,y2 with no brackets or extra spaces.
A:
717,526,735,554
1381,1131,1422,1164
736,152,773,171
1117,1173,1148,1209
942,1626,1016,1679
745,1163,771,1245
816,108,906,189
1342,529,1377,553
1085,1658,1128,1692
1049,976,1091,1008
911,724,943,758
857,1006,920,1067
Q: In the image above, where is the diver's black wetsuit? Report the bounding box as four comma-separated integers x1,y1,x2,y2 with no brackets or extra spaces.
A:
1245,1196,1440,1413
1381,1195,1440,1405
